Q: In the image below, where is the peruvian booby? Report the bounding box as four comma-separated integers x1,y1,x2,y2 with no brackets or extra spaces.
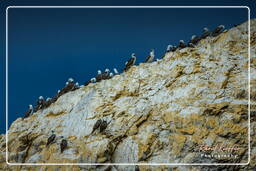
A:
189,35,201,45
178,40,186,49
211,25,225,37
166,45,173,52
188,43,195,48
109,72,114,78
45,98,52,107
96,70,103,82
123,53,136,72
91,119,102,134
60,138,68,153
46,131,56,147
72,82,79,91
34,96,45,112
23,105,33,119
113,68,119,75
145,49,155,63
201,27,211,39
102,68,110,80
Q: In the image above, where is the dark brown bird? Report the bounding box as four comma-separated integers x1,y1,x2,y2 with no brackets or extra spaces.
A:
99,120,108,132
211,25,225,37
91,119,102,134
23,105,33,119
60,139,68,153
123,53,136,72
46,131,56,146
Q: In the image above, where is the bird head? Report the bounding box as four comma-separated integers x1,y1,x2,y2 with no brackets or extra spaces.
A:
109,73,114,77
180,40,185,43
191,35,196,40
219,25,225,29
57,90,60,94
39,96,44,100
65,82,69,85
97,70,101,74
203,27,209,32
113,68,118,74
29,104,33,109
167,45,173,50
105,68,110,73
46,98,51,101
75,82,79,86
68,78,74,83
91,78,96,82
131,53,136,58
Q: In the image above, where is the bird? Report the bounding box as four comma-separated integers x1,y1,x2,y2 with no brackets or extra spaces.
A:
211,25,225,37
188,43,195,48
109,73,114,78
72,82,79,91
178,40,186,49
166,45,173,52
171,46,177,52
60,138,68,153
68,78,74,83
91,119,102,134
96,70,103,82
189,35,201,45
99,120,108,132
145,49,155,63
113,68,119,75
46,131,56,146
201,27,211,39
34,96,45,112
23,105,33,119
45,98,52,107
123,53,136,72
102,68,110,80
91,78,96,83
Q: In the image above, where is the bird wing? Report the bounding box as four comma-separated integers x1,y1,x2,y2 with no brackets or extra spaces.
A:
126,58,134,67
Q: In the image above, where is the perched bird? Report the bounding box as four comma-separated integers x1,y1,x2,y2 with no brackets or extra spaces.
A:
123,53,136,72
68,78,74,83
189,35,201,45
102,69,110,80
72,82,79,91
34,96,45,112
188,43,195,48
23,105,33,119
91,119,102,134
109,73,114,78
178,40,186,49
145,49,155,63
171,46,177,52
211,25,225,37
201,27,211,39
91,78,96,83
166,45,173,52
46,131,56,146
60,139,68,153
96,70,103,82
45,98,52,107
100,120,108,132
113,68,119,75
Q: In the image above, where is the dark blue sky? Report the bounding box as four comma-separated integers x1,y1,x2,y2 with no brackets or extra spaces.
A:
1,0,255,134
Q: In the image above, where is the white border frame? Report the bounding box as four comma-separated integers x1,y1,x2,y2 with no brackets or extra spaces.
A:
5,6,251,166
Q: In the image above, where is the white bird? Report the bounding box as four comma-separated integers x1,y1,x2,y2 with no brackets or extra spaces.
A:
145,49,155,63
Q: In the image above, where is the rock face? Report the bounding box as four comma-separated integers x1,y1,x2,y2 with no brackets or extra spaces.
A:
1,19,256,171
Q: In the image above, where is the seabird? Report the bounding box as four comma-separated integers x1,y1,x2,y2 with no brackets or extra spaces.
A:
91,119,102,134
172,46,177,52
45,98,52,107
166,45,173,52
188,43,195,48
68,78,74,83
102,68,110,80
99,120,108,132
123,53,136,72
72,82,79,91
96,70,103,82
211,25,225,37
189,35,201,45
201,27,211,39
109,73,114,78
145,49,155,63
46,131,56,146
91,78,96,83
23,105,33,119
178,40,186,49
34,96,45,111
60,138,68,153
113,68,119,75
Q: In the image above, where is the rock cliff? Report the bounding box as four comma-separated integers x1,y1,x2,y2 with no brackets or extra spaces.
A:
1,19,256,171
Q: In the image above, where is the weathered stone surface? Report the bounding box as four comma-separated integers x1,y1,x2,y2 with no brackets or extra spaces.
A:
1,19,255,170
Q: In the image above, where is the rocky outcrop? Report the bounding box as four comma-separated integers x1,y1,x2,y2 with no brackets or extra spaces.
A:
1,19,255,171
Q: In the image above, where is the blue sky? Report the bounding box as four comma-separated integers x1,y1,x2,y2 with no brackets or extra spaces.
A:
0,0,255,134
